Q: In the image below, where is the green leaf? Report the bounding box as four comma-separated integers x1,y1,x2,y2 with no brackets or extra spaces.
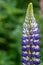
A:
0,51,14,65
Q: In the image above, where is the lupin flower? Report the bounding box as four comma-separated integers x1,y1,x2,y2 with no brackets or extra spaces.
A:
21,2,41,65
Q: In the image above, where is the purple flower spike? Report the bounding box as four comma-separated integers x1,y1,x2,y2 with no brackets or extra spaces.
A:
21,2,41,65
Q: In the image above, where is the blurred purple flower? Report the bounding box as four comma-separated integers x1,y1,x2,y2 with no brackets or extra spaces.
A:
40,0,43,18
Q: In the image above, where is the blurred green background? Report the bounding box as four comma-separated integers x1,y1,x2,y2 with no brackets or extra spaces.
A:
0,0,43,65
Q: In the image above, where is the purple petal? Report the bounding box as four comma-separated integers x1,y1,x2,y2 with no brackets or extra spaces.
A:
32,47,35,51
28,35,30,39
21,59,28,64
35,48,40,52
35,54,41,58
32,54,35,57
21,53,28,57
22,41,29,46
22,42,27,46
21,36,27,40
28,54,30,57
35,24,38,28
33,60,41,64
27,47,30,50
34,41,40,45
22,48,27,51
30,41,33,44
33,36,40,40
33,30,40,34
